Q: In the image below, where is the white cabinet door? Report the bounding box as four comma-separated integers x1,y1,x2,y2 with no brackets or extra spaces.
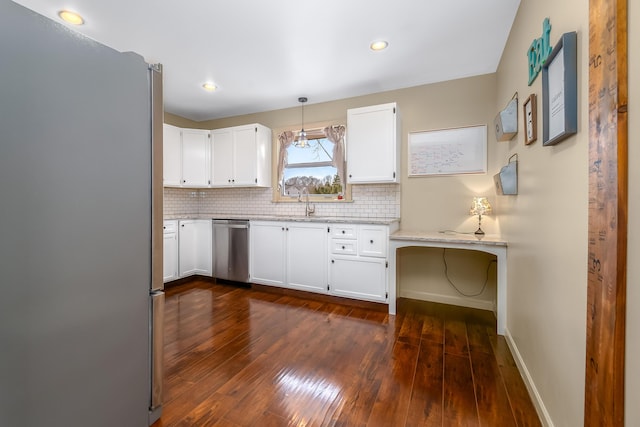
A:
163,223,178,283
211,124,271,188
179,219,212,277
250,221,286,286
286,222,328,293
233,125,258,186
211,128,234,186
194,219,212,276
178,220,197,277
181,129,210,187
330,256,387,302
163,124,181,187
347,103,399,183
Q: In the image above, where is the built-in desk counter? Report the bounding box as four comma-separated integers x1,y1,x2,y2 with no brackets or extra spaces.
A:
388,230,508,335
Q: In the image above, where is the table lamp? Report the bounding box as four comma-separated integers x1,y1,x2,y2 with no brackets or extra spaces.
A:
469,197,492,235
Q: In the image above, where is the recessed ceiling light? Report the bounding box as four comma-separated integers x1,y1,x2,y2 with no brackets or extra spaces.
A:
370,40,388,51
58,10,84,25
202,83,217,92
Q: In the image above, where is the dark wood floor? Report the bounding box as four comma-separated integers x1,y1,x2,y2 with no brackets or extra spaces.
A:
152,280,541,427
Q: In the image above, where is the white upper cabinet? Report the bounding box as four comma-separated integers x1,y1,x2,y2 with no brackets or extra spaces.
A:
346,102,400,183
211,128,234,187
181,129,210,187
211,124,272,188
163,124,182,187
163,124,210,188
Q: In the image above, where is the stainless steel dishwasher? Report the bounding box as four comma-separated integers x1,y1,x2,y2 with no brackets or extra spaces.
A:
213,219,250,282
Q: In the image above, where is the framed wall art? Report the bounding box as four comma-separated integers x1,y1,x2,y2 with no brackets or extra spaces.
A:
523,94,537,145
408,125,487,176
542,31,578,146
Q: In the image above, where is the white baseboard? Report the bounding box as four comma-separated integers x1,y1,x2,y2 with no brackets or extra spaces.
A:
400,289,494,312
504,328,554,427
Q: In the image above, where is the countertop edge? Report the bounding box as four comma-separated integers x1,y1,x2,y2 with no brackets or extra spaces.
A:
390,230,507,246
164,214,401,226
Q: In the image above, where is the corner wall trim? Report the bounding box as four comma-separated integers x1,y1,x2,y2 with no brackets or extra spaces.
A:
504,328,554,427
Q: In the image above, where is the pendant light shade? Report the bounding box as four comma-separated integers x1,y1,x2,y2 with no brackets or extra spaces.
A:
295,97,308,148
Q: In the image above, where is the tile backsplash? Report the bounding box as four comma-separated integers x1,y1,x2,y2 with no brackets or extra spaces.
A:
164,185,400,219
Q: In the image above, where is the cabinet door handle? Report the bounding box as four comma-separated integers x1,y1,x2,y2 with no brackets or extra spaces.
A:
181,224,184,227
342,246,345,250
282,227,284,231
331,260,335,264
370,240,374,244
341,230,345,234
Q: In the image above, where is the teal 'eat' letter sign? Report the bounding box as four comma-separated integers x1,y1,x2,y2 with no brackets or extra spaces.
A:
528,18,552,85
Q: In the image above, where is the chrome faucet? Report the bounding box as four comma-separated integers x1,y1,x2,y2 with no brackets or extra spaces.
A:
299,187,315,217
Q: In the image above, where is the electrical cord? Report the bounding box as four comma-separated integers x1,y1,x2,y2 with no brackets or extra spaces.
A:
442,248,497,297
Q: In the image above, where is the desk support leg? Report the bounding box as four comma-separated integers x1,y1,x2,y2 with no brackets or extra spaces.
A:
388,244,397,315
496,249,507,335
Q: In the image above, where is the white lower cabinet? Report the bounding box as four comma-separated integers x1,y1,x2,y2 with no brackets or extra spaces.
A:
328,223,392,303
286,223,328,293
250,221,328,293
179,219,212,278
250,220,397,304
329,256,387,302
250,221,286,286
163,220,178,283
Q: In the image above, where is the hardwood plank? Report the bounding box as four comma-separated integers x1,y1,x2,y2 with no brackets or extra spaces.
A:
329,321,391,426
366,341,420,427
470,350,516,427
443,353,479,426
249,411,288,427
488,333,542,427
405,341,444,427
467,322,493,355
397,310,424,346
172,392,237,427
445,319,469,356
421,313,444,344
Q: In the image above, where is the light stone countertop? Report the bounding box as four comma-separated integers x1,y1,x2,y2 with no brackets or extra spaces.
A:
164,214,400,226
390,230,507,246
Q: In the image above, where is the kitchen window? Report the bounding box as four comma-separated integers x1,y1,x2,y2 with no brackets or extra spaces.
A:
275,124,350,201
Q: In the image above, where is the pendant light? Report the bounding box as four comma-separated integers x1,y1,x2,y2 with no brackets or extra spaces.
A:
296,97,308,148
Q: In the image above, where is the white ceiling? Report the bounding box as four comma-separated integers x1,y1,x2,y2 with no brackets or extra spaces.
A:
13,0,520,122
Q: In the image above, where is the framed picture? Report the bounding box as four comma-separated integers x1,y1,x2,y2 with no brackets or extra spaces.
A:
408,125,487,176
542,31,578,146
523,94,537,145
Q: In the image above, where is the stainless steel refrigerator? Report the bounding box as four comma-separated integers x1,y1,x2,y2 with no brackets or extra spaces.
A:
0,1,164,426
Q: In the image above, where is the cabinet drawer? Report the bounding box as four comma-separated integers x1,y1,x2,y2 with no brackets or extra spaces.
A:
330,225,357,239
331,239,357,256
359,226,387,258
163,220,177,234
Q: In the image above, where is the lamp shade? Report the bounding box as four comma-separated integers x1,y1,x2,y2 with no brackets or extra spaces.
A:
469,197,492,216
